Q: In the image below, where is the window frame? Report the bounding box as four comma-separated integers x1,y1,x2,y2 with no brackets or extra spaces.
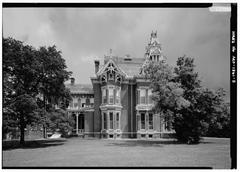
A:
140,113,145,130
148,113,153,130
109,112,114,129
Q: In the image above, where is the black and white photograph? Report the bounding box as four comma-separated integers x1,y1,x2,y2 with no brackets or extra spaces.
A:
2,3,237,169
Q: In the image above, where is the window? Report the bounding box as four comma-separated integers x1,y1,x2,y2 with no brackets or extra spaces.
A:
103,113,107,129
115,88,120,104
164,116,171,131
86,98,90,106
79,114,84,129
109,88,114,104
109,112,113,129
74,102,78,108
141,113,145,129
78,98,81,108
70,100,73,108
148,89,153,104
102,88,107,103
109,73,114,80
81,98,86,107
140,89,146,104
116,112,120,129
149,113,153,130
90,98,94,104
73,98,78,108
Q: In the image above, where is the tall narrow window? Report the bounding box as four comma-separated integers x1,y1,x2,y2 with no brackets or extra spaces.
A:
109,88,114,104
79,114,84,129
116,112,120,129
109,112,113,129
164,116,171,131
78,98,81,108
148,89,153,104
102,88,107,103
149,113,153,130
86,98,90,106
140,89,146,104
141,113,145,129
74,98,78,108
103,112,107,129
137,90,140,104
116,88,120,104
70,100,73,108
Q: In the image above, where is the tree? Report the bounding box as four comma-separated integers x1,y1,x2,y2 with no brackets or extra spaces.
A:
173,56,228,143
3,37,72,144
35,46,72,138
46,108,75,137
141,60,190,139
3,38,40,144
142,56,228,144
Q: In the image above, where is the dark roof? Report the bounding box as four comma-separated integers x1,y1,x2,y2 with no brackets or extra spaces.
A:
66,84,93,94
105,56,145,77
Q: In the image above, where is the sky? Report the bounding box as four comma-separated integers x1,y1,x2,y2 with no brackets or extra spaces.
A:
3,7,231,100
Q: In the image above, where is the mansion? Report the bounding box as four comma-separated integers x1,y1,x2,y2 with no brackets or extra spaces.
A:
66,32,173,139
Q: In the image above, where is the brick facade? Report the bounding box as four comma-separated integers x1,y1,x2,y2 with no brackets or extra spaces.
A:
67,32,174,139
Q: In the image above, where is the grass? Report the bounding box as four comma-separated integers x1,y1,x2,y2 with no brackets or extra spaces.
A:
2,137,230,169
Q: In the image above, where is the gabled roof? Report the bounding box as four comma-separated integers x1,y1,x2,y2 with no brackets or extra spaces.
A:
97,56,145,78
66,83,93,94
96,58,127,77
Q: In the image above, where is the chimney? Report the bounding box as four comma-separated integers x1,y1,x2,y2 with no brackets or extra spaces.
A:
70,77,75,85
94,60,100,74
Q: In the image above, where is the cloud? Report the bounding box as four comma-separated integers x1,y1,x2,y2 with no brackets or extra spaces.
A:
3,7,230,100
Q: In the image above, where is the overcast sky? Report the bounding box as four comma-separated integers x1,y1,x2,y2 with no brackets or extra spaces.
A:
3,7,231,100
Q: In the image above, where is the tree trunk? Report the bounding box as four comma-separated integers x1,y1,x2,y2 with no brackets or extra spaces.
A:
20,114,25,145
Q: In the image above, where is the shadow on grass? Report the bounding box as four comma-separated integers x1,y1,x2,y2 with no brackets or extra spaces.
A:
107,139,217,147
3,139,67,151
107,140,185,147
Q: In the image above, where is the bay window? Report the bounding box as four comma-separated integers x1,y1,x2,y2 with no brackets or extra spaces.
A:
148,89,153,104
109,88,114,104
101,86,121,105
102,88,107,103
115,88,120,104
103,112,107,129
109,112,113,129
141,113,145,129
149,113,153,129
116,112,120,129
140,89,146,104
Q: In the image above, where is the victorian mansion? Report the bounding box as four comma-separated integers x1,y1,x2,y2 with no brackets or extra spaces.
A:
66,32,173,139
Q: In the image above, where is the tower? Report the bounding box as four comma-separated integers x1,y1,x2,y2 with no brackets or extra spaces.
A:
145,31,165,62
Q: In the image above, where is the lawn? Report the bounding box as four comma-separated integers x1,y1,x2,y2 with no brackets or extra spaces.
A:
2,137,230,169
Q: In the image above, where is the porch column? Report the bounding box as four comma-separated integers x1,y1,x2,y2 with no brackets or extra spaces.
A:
76,113,79,134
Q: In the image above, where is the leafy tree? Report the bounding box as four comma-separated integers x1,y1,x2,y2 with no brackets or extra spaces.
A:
142,56,228,144
46,108,75,137
173,56,228,143
141,60,190,140
3,37,72,144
